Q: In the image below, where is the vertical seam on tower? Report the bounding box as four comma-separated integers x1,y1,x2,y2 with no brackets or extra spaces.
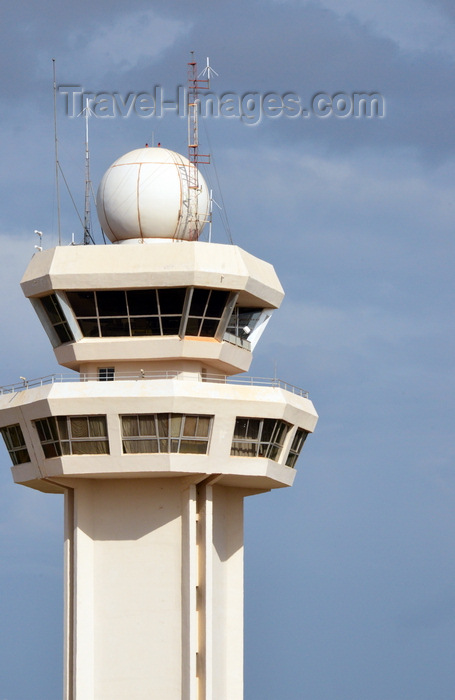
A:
182,483,198,700
196,481,215,700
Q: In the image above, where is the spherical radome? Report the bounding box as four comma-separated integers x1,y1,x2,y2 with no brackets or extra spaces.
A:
96,147,210,243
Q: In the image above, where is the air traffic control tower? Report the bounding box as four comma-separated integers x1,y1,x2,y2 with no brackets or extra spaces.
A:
0,146,318,700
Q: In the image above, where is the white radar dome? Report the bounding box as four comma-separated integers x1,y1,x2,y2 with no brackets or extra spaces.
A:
96,147,210,243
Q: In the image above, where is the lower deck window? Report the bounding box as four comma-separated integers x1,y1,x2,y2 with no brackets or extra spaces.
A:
34,416,109,457
0,424,30,465
231,417,290,460
121,413,212,455
285,428,309,468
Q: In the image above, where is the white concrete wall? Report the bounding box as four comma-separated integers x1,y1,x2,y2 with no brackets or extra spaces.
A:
21,243,284,310
70,478,184,700
63,477,249,700
212,485,244,700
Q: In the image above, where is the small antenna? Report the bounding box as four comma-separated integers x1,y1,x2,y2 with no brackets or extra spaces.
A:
200,56,219,81
208,189,222,244
52,59,62,246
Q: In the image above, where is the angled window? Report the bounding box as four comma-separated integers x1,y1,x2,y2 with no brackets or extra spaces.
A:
40,294,74,344
285,428,309,468
231,417,290,460
121,413,213,455
0,424,30,465
226,307,262,340
186,289,230,337
34,416,109,457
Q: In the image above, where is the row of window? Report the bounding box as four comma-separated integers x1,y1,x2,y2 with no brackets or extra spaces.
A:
1,416,308,468
66,288,229,338
40,289,263,344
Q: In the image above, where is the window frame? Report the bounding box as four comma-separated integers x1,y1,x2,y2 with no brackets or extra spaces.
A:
121,413,213,455
98,367,115,381
39,293,75,345
285,428,309,468
34,415,110,457
230,417,290,461
0,424,30,465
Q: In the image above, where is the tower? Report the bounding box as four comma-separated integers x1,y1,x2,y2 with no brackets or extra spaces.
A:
0,145,318,699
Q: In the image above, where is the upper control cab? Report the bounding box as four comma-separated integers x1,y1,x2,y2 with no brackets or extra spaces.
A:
21,241,284,376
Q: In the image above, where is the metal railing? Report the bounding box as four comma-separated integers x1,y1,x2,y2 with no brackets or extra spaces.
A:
0,371,309,398
222,331,251,350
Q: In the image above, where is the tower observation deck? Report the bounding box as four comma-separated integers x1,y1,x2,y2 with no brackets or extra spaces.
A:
0,146,318,700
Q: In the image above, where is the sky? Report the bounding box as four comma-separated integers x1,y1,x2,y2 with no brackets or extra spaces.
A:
1,0,455,698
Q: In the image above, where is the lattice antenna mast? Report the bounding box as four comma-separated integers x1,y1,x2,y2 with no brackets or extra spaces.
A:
83,98,94,245
187,54,217,239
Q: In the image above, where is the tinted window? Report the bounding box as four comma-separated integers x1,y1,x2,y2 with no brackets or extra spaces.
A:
97,291,127,316
127,290,158,316
158,288,186,314
66,291,96,317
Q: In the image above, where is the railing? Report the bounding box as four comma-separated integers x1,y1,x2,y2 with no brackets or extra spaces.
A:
222,331,251,350
0,371,309,398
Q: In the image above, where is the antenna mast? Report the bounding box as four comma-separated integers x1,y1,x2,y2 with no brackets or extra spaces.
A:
52,59,62,245
83,99,93,245
187,54,216,239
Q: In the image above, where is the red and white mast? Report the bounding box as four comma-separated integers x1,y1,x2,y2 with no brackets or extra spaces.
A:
187,53,217,239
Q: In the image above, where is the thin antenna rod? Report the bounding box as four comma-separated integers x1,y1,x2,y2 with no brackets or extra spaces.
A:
52,59,62,245
208,189,222,244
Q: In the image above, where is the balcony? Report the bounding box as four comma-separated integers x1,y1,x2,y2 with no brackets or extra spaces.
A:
0,372,309,399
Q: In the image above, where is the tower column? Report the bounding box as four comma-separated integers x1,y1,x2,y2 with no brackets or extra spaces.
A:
60,477,247,700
